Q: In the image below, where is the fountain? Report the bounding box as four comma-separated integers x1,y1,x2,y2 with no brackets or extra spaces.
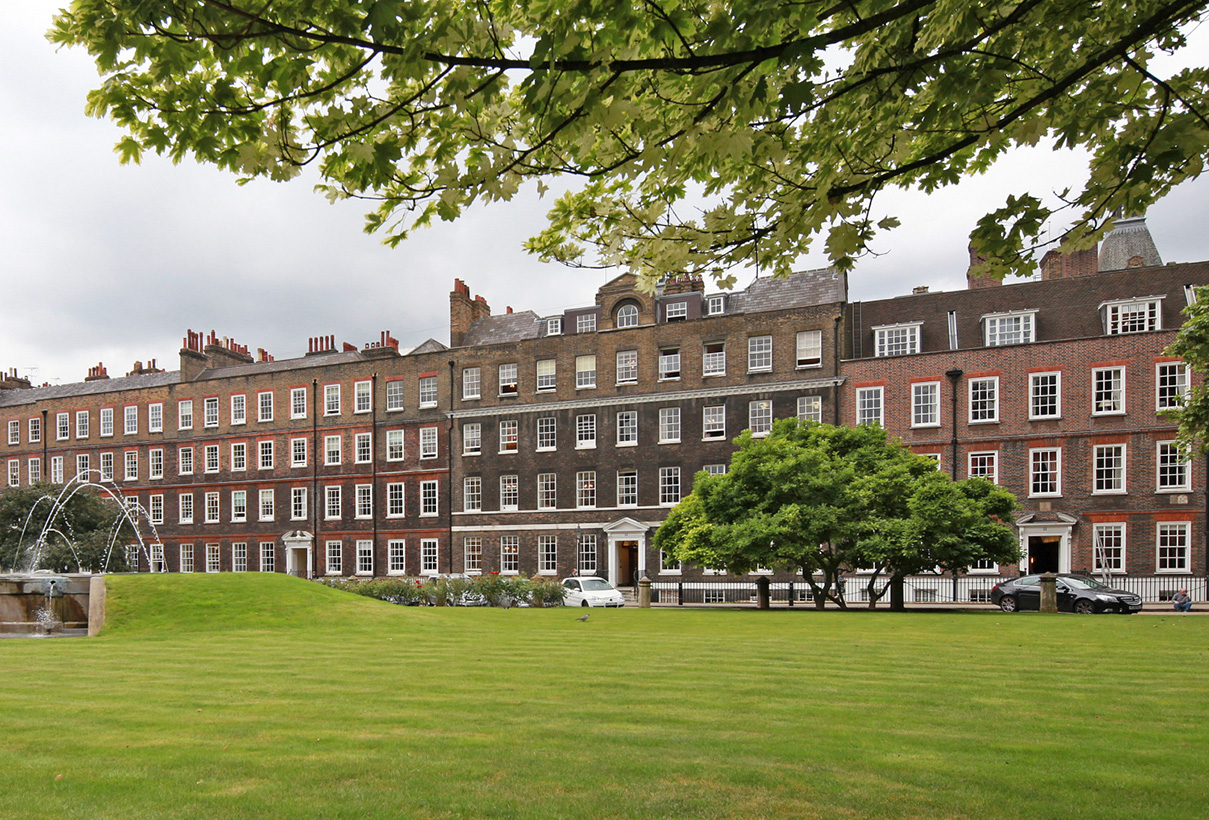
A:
1,471,164,637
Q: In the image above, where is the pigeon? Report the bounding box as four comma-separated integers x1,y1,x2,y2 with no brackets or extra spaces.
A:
575,612,590,622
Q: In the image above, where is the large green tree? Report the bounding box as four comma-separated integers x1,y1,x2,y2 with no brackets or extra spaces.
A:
0,483,135,573
51,1,1208,289
653,421,1018,609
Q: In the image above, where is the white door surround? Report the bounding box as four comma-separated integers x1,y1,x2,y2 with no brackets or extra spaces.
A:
602,517,651,587
282,530,314,579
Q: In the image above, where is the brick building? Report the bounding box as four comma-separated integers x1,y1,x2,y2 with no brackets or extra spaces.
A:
2,216,1207,599
843,222,1207,588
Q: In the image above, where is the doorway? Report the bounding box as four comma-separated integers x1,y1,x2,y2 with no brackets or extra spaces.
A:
1028,536,1061,574
617,541,638,587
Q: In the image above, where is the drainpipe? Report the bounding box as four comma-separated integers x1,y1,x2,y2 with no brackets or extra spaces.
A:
311,378,319,576
41,409,48,477
446,359,456,575
833,313,843,425
945,369,963,481
371,373,378,572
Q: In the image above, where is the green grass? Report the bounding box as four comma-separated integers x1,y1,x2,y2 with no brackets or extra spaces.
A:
1,574,1206,819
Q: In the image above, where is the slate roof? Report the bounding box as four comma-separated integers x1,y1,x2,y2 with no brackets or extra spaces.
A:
0,370,179,409
725,268,848,314
460,310,542,347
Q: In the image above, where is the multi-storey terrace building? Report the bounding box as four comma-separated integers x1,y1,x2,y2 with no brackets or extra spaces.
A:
445,270,846,586
2,215,1206,598
843,218,1208,588
1,330,455,578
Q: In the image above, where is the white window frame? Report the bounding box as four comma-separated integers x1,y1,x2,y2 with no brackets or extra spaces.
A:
389,540,407,575
616,304,639,328
856,386,883,426
498,363,518,396
386,429,405,462
873,323,921,357
576,471,596,510
982,310,1036,346
659,407,681,443
575,355,597,389
617,411,638,446
968,376,999,423
748,400,773,436
537,416,557,451
355,432,372,464
258,390,274,422
1103,297,1162,335
1156,362,1190,411
1029,371,1062,420
659,467,681,506
576,414,596,449
463,476,482,512
664,301,687,321
420,480,439,517
796,330,822,368
911,382,940,428
1157,441,1191,492
577,312,598,333
537,473,557,510
747,335,773,372
177,400,193,431
1156,521,1190,572
500,475,519,510
230,393,247,426
421,539,439,575
324,384,341,416
538,535,559,574
537,359,557,392
1092,443,1127,494
202,398,218,429
419,426,438,460
615,350,638,384
1029,448,1062,497
291,487,307,521
702,342,726,377
354,380,372,414
385,379,405,411
325,485,342,520
617,470,638,507
500,536,520,574
658,348,681,380
462,423,481,456
499,420,518,454
258,488,275,521
967,451,998,483
1092,523,1126,575
462,367,481,400
797,396,822,423
291,387,308,419
387,483,405,518
464,537,482,574
703,405,727,440
1092,366,1125,415
418,375,438,408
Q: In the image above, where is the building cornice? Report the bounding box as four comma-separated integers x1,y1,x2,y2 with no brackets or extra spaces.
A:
447,377,843,419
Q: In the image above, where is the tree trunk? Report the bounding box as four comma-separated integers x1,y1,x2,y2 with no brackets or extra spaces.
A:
889,574,906,611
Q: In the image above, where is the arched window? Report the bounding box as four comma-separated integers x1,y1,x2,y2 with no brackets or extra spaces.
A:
616,303,639,328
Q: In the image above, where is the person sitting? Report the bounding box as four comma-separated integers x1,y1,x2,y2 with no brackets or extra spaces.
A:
1172,589,1192,613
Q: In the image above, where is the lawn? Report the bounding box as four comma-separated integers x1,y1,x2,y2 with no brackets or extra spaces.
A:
1,573,1205,820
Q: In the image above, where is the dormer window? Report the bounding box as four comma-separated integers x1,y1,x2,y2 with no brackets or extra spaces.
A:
576,313,597,333
873,322,921,357
665,301,687,321
706,295,726,316
1102,297,1162,334
546,317,562,335
983,310,1036,346
615,303,639,328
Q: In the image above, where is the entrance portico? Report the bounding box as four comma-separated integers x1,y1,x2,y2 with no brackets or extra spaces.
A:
602,517,650,588
1016,513,1077,575
282,530,314,579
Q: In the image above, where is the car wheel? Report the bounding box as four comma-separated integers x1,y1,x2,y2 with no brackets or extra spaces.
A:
1074,599,1095,614
581,600,590,607
999,595,1017,613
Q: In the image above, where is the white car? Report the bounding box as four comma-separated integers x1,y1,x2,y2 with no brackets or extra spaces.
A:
562,576,626,608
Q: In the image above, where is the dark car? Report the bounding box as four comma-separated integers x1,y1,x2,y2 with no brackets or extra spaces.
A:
991,574,1142,614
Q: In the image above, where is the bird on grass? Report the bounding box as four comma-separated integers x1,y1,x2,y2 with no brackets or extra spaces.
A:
575,612,590,622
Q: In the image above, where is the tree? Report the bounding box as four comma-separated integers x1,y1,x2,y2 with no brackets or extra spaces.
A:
0,483,134,573
652,420,1018,609
51,1,1209,290
1167,287,1209,452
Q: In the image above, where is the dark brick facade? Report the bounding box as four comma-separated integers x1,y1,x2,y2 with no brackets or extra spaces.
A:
3,246,1207,589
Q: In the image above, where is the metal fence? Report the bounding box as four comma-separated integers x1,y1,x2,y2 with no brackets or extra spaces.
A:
651,575,1209,606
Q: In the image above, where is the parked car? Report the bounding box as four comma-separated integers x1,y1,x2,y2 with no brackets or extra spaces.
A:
991,574,1142,614
561,576,626,608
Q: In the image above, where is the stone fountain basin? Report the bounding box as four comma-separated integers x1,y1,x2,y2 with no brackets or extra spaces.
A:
0,575,92,635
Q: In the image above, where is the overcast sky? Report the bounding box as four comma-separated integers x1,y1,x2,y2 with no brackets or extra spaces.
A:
4,3,1208,386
